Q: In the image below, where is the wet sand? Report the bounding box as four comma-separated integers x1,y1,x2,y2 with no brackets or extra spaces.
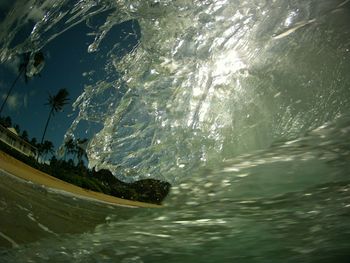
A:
0,151,160,208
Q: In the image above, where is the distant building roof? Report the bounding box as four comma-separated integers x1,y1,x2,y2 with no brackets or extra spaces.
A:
0,124,37,152
7,127,19,136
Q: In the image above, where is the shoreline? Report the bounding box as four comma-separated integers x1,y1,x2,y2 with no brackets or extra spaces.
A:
0,151,161,208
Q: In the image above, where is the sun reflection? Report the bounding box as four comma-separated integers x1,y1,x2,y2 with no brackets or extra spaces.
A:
185,46,246,129
213,48,246,79
284,10,298,27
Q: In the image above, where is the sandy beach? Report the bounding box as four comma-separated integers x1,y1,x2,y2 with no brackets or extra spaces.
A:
0,151,161,208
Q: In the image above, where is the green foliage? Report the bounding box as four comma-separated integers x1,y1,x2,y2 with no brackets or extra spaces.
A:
46,88,70,114
92,169,171,204
64,138,75,158
37,140,55,161
63,137,88,164
76,138,88,163
30,137,37,146
0,116,12,127
0,115,38,145
0,140,40,170
21,130,29,141
48,158,108,193
0,120,170,204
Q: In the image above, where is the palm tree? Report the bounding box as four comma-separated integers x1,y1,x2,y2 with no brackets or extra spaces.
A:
0,116,12,127
14,124,20,134
0,52,44,115
41,140,54,161
64,138,76,160
76,138,88,164
30,137,37,146
36,140,54,162
21,130,29,141
41,88,69,144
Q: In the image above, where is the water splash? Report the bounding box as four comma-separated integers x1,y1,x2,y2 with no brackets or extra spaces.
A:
1,0,349,183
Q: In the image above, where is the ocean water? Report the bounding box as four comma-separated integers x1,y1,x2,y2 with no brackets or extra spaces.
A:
1,0,350,262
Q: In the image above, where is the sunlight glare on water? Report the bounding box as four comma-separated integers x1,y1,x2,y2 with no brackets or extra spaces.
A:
0,0,350,262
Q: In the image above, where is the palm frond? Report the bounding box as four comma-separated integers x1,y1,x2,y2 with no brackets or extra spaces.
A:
41,88,70,144
47,88,70,113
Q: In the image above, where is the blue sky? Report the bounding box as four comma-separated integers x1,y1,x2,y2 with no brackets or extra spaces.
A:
0,21,91,148
0,7,140,151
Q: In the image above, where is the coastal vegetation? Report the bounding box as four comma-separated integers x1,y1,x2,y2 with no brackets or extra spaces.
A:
41,88,70,144
0,50,170,204
0,115,170,204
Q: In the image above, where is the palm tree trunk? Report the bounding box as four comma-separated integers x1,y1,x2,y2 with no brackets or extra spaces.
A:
41,107,54,144
0,67,25,115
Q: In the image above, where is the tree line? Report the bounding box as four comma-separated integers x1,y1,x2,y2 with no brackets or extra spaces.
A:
0,115,88,163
